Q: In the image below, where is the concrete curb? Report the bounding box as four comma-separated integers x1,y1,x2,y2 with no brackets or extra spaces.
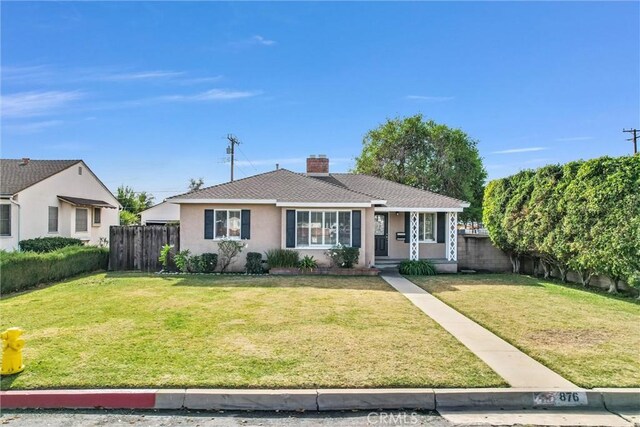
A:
1,388,638,411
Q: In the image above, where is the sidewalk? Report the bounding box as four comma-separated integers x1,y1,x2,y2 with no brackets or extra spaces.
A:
380,272,576,389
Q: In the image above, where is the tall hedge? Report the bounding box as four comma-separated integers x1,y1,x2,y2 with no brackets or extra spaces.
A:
483,155,639,293
0,246,109,294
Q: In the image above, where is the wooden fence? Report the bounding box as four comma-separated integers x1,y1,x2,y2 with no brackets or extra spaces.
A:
109,225,179,271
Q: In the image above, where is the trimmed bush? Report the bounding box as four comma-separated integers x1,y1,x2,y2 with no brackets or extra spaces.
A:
245,252,263,274
195,253,218,273
325,244,360,268
265,249,299,268
0,246,109,293
399,259,436,276
19,237,83,253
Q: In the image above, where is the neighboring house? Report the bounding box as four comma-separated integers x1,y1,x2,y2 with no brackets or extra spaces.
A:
0,158,121,250
140,201,180,225
168,155,468,272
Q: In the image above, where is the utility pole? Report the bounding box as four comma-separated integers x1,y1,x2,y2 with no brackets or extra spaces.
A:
623,128,638,154
226,134,240,182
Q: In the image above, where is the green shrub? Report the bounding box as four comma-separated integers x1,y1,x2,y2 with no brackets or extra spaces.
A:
265,249,299,268
158,244,174,271
0,246,109,293
174,250,191,273
325,244,360,268
18,237,83,253
299,255,318,271
245,252,263,274
399,259,437,276
196,253,218,273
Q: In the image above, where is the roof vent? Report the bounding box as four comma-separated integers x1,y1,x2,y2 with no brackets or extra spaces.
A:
19,158,30,166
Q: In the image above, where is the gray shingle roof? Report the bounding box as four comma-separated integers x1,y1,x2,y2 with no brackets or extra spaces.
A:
168,169,376,203
57,195,116,209
314,173,469,209
1,159,81,195
169,168,468,209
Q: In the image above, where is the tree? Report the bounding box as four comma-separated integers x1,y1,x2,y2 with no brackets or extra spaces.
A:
116,185,155,225
354,114,487,221
189,178,204,192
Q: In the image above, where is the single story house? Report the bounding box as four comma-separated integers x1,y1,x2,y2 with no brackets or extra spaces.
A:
140,201,180,225
168,155,468,272
0,158,121,250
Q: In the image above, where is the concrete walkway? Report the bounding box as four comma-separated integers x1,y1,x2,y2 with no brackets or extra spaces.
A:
381,272,577,389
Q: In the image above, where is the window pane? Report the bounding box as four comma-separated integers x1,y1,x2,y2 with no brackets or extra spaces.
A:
374,214,385,236
338,211,351,245
296,211,309,247
94,208,101,224
228,210,241,238
310,212,323,245
0,205,10,236
215,210,227,238
419,213,425,241
324,211,337,245
48,207,58,232
76,209,88,232
423,213,434,241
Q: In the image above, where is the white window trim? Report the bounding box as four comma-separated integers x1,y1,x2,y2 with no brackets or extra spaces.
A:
213,209,242,240
295,209,352,249
75,208,89,233
418,212,437,243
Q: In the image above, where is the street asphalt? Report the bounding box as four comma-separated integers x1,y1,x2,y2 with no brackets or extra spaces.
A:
0,409,454,426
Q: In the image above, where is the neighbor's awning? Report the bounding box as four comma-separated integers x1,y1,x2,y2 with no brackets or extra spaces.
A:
57,195,117,209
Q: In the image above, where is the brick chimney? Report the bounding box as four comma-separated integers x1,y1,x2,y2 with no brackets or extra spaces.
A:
306,154,329,176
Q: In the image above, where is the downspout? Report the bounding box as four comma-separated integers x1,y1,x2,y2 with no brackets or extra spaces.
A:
9,194,20,249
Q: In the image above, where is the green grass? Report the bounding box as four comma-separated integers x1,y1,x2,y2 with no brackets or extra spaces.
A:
0,273,505,390
408,274,640,388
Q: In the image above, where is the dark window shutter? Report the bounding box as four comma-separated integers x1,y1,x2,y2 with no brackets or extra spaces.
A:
241,209,251,239
286,210,296,248
351,210,361,248
437,212,446,243
204,209,214,239
404,212,410,243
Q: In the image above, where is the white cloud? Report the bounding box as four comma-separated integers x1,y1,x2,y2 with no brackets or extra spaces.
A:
161,89,262,102
492,147,548,154
100,70,185,81
405,95,454,102
555,136,594,142
251,35,276,46
4,120,63,134
1,90,84,118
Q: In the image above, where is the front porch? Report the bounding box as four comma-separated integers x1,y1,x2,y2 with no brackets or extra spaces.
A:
372,210,459,272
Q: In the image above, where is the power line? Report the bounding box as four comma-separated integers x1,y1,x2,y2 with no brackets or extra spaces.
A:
236,145,259,173
623,128,638,154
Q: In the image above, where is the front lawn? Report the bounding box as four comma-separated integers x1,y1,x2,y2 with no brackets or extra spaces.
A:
0,273,505,390
408,274,640,388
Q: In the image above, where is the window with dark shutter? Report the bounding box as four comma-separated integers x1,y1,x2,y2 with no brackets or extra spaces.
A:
351,210,361,248
204,209,214,239
437,212,446,243
286,210,295,248
241,209,251,239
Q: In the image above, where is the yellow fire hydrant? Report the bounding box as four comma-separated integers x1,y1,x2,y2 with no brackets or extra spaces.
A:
1,328,25,375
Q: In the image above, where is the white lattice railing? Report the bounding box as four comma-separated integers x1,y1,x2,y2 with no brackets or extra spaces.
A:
410,211,419,261
447,212,457,261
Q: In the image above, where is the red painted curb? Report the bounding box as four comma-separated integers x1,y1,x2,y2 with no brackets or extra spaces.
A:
0,390,156,409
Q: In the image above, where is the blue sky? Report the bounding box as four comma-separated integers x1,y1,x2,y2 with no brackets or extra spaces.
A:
2,2,638,201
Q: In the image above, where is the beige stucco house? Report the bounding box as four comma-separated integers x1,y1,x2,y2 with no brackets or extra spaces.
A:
0,158,121,250
169,155,468,272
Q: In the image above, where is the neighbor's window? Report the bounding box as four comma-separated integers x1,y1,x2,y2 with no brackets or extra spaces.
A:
214,210,241,239
419,213,436,242
0,204,11,236
78,166,83,175
75,208,88,232
48,206,59,233
93,207,101,225
296,210,351,247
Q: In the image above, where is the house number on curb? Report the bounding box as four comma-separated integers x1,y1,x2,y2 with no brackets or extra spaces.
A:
534,391,588,407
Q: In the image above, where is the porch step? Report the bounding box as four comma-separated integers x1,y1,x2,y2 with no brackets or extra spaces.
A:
374,258,404,269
